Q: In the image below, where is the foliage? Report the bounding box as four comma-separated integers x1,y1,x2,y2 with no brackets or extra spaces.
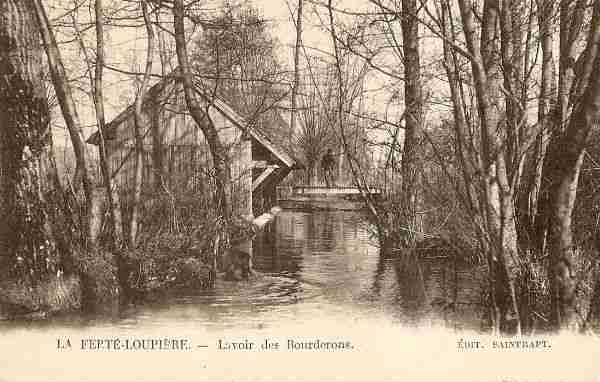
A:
121,185,255,293
191,1,287,143
0,274,81,319
72,246,120,310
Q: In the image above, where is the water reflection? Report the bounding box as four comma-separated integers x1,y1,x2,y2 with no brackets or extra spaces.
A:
1,210,486,332
253,210,485,331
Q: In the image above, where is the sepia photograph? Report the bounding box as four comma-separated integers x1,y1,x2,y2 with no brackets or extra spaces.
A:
1,0,600,380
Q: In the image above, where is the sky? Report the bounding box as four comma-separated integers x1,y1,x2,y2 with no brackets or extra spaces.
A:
47,0,433,168
48,0,337,146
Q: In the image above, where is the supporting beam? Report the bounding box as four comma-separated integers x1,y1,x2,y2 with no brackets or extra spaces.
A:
253,160,268,168
252,165,279,191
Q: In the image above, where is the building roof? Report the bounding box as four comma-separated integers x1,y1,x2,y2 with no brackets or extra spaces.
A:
86,73,299,169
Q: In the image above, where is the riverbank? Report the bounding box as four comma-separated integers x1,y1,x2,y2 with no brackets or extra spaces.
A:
0,274,81,321
2,209,487,333
0,206,285,321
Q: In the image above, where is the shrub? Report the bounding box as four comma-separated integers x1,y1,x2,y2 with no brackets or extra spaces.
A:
72,247,120,312
121,185,256,295
0,273,81,319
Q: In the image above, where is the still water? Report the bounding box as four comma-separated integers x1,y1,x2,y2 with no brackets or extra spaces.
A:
3,211,595,382
6,210,486,332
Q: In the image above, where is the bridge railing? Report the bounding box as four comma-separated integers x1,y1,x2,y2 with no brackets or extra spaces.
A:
280,166,400,198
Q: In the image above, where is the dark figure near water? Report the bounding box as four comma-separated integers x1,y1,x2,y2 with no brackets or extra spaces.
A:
222,248,252,281
321,149,335,187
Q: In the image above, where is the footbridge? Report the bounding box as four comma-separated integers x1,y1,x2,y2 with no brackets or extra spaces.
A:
291,185,382,196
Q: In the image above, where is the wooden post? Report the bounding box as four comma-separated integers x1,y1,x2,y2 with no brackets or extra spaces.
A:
236,135,253,269
242,136,253,218
265,182,276,210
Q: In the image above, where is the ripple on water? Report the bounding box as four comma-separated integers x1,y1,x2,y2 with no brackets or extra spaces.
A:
0,210,486,333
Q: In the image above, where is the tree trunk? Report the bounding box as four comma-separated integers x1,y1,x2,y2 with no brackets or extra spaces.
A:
94,0,124,248
457,0,522,334
440,0,505,330
400,0,424,240
30,0,96,244
337,149,344,185
536,0,600,331
439,0,480,218
534,0,583,257
130,0,155,246
290,0,303,138
327,0,384,245
543,77,600,330
152,102,164,190
173,0,232,219
519,0,555,252
0,0,57,281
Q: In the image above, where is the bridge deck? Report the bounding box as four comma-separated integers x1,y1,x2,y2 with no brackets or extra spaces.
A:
292,185,381,195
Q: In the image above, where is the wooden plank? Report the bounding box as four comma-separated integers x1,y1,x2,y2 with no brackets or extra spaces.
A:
252,165,279,191
253,160,268,168
293,186,382,195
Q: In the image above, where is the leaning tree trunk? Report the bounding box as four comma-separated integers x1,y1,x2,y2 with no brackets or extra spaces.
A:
30,0,97,245
0,0,58,282
173,0,233,219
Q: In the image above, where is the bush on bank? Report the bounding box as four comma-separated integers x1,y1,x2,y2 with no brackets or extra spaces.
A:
0,273,81,320
120,189,256,298
1,182,256,319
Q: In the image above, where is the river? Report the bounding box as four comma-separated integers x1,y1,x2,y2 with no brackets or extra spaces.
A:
5,210,592,382
7,209,484,332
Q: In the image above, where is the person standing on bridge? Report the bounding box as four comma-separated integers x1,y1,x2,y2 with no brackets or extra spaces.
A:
321,148,336,187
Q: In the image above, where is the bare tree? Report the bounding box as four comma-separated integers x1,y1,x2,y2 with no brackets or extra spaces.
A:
399,0,425,242
295,63,338,185
130,0,156,246
319,0,429,246
30,0,97,244
92,0,124,248
326,0,385,236
433,0,600,332
173,0,233,218
534,0,600,330
290,0,303,137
